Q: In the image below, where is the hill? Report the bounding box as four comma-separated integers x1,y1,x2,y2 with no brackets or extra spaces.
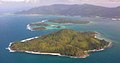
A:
16,4,120,18
10,29,110,58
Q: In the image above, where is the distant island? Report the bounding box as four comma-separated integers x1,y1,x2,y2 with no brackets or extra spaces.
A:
27,18,90,31
7,29,111,58
16,4,120,18
48,18,89,24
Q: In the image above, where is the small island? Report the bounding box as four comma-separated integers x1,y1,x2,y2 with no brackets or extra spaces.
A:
27,18,90,31
48,18,90,24
8,29,111,58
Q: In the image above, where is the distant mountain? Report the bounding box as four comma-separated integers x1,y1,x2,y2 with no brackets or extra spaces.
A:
16,4,120,18
0,3,35,14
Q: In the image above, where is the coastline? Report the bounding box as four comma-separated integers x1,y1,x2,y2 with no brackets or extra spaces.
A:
6,41,88,58
26,24,34,31
21,36,39,42
6,36,39,52
85,32,112,53
26,20,90,31
25,51,61,56
6,32,112,58
6,42,16,52
26,20,47,31
85,41,112,53
95,32,112,48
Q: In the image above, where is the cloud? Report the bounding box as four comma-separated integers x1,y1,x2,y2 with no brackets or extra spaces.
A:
1,0,120,4
67,0,120,3
1,0,24,2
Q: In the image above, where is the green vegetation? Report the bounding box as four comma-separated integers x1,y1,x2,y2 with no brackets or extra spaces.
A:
49,18,90,24
10,29,109,58
29,18,90,31
30,22,49,26
32,27,46,30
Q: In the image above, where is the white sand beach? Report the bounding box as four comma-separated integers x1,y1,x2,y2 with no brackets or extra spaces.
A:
21,36,39,42
25,51,61,56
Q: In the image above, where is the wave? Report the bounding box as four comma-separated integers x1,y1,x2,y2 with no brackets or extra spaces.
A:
6,42,16,52
41,20,48,23
26,24,34,31
34,20,48,23
26,20,48,31
6,36,39,52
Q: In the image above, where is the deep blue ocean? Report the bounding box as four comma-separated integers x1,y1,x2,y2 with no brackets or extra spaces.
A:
0,15,120,63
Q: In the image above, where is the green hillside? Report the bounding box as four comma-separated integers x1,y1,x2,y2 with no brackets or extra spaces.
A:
10,29,109,58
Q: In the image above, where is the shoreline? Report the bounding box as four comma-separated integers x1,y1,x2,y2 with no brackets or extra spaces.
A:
85,32,112,53
6,32,112,58
6,36,39,52
26,20,47,31
25,51,61,56
26,24,34,31
6,41,88,58
24,51,89,58
26,20,90,31
95,32,112,48
21,36,39,42
85,41,112,53
6,42,16,52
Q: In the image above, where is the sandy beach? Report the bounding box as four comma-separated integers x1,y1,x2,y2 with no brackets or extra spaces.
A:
21,36,39,42
25,51,61,56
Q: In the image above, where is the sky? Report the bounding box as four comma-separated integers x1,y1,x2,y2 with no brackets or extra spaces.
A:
0,0,120,14
0,0,120,7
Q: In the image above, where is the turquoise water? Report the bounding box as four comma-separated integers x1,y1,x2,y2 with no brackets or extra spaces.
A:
31,21,68,30
0,15,120,63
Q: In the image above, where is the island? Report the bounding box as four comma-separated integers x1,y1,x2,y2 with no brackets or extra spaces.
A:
48,18,90,24
27,18,90,31
8,29,111,58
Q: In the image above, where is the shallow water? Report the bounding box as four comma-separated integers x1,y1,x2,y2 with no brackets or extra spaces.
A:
0,15,120,63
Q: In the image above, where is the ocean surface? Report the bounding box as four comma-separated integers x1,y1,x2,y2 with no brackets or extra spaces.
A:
0,15,120,63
